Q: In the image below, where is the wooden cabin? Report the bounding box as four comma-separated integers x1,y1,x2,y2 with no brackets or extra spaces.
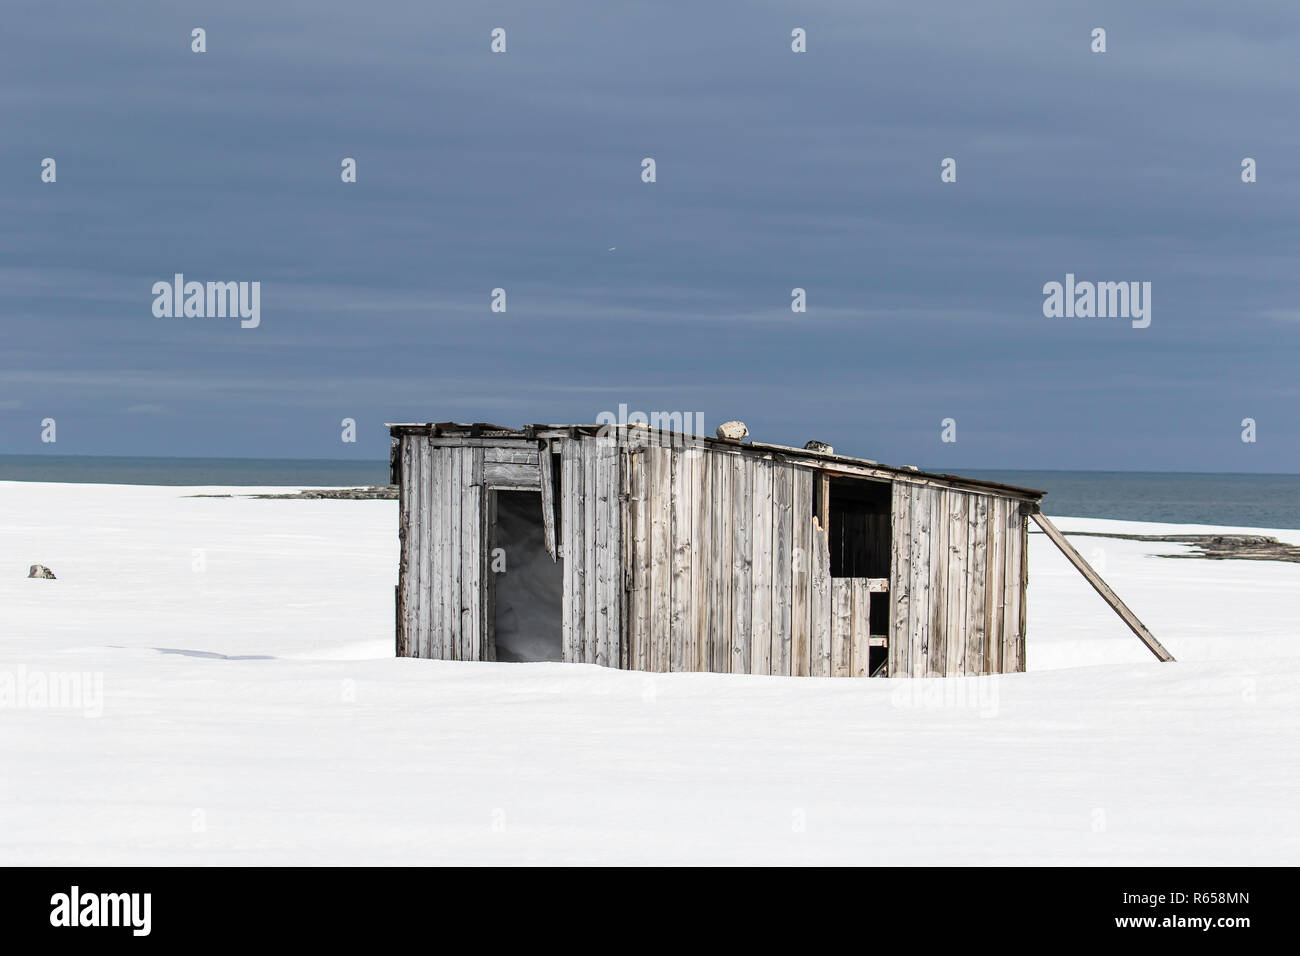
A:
388,421,1046,678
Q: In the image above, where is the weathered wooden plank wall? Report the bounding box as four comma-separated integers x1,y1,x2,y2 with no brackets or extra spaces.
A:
829,578,887,677
395,435,486,661
810,507,832,676
621,444,834,676
729,452,753,674
886,483,1027,677
559,437,622,667
395,432,1031,677
888,482,913,678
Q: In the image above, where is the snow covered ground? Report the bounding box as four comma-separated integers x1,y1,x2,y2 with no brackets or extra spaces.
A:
1,481,1297,864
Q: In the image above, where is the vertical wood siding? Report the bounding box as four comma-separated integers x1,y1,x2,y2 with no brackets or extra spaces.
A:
621,444,829,676
887,482,1028,677
395,435,484,661
559,437,622,667
809,505,833,677
829,578,886,677
396,433,1030,678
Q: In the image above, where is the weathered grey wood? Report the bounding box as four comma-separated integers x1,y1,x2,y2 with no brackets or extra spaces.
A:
986,495,1006,674
415,436,542,449
430,443,445,658
850,578,871,677
929,487,950,677
1018,505,1029,671
671,444,693,671
594,439,612,667
430,439,445,660
561,439,585,663
483,487,498,661
409,437,423,658
394,420,1050,677
730,454,752,674
431,446,448,659
847,574,868,681
424,445,440,659
791,467,812,677
888,482,911,679
622,447,637,668
396,437,412,657
483,460,540,487
1031,511,1171,662
715,451,735,672
690,448,711,671
432,441,444,658
1002,501,1022,672
606,439,623,668
484,445,541,464
415,437,429,658
810,504,833,678
583,439,598,664
445,445,463,660
394,437,404,657
945,490,969,677
395,422,1046,677
907,486,932,677
771,463,793,677
404,426,1045,503
577,428,1044,501
624,448,638,668
445,444,460,660
966,494,988,675
422,444,436,658
538,442,556,561
816,471,830,534
628,448,650,671
700,452,717,671
417,437,429,657
413,434,425,657
560,441,573,660
831,578,852,676
750,460,773,675
648,445,671,672
604,438,623,667
462,447,483,661
406,437,422,658
920,489,941,676
591,440,607,666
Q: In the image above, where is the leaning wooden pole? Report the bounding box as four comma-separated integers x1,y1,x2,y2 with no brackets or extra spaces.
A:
1030,510,1175,662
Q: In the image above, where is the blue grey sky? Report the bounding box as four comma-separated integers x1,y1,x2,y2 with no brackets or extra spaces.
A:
4,1,1299,470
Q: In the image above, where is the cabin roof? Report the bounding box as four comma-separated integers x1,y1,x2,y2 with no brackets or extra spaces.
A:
386,421,1046,501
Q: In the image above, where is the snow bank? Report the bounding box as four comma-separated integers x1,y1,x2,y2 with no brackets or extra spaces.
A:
1,482,1296,864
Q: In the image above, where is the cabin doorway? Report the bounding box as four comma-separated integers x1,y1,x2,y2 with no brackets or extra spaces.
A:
486,489,563,662
821,474,892,676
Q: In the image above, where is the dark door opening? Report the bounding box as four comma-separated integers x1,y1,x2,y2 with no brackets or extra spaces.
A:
824,475,892,675
488,490,563,662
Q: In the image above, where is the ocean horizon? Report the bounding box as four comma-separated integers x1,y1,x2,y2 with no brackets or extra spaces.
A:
0,454,388,489
3,454,1299,530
